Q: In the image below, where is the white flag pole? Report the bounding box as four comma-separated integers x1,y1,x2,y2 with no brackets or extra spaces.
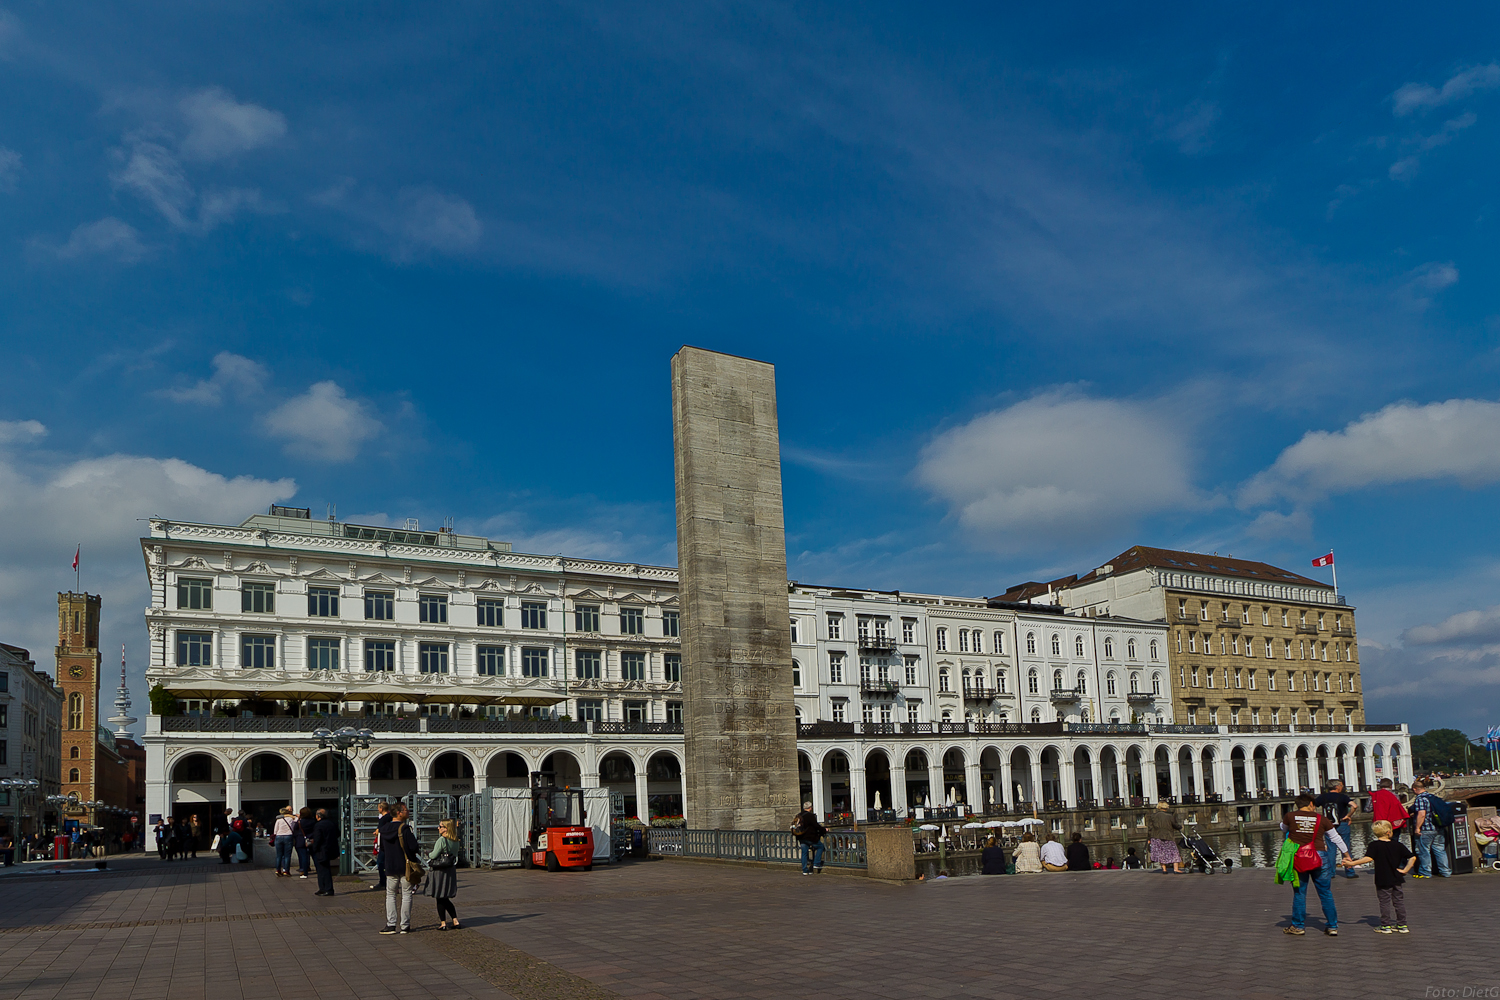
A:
1330,550,1338,598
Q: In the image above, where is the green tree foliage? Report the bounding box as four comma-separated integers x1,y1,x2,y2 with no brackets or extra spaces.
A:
147,684,179,717
1411,728,1484,771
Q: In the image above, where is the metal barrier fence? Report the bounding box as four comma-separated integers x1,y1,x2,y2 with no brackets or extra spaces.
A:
646,828,866,869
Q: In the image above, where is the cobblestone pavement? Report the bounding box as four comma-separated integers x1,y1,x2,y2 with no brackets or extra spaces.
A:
2,854,1496,1000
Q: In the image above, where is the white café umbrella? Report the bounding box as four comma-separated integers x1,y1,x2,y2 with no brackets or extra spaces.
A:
962,822,985,829
918,824,940,831
924,794,932,807
949,786,959,804
873,791,883,810
1017,817,1044,826
983,820,1005,828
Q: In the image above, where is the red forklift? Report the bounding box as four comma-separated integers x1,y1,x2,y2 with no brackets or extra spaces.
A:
521,772,594,871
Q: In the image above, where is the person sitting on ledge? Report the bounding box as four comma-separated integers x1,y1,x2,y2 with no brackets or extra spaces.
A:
1065,832,1092,871
1013,832,1043,873
1040,833,1069,872
981,836,1008,875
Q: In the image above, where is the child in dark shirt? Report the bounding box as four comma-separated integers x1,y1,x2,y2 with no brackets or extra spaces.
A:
1341,819,1415,933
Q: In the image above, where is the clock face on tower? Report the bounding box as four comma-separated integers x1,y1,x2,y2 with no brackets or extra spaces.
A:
69,665,85,679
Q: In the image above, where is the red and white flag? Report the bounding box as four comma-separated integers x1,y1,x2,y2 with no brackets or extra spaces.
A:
72,545,80,571
1311,552,1334,568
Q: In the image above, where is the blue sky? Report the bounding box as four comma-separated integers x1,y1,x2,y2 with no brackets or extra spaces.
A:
2,2,1499,737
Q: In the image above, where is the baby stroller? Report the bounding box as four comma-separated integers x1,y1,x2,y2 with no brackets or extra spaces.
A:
1180,833,1231,874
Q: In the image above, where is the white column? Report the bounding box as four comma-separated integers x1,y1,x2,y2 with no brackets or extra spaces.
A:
964,762,982,814
890,766,908,814
1029,761,1043,808
810,767,826,818
1061,759,1077,808
1168,754,1181,800
225,776,241,814
998,756,1013,809
634,769,651,822
290,776,308,809
928,763,945,807
1089,756,1103,804
851,766,867,820
679,768,688,826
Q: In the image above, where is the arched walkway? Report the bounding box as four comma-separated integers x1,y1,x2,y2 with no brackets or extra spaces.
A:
369,751,419,799
430,751,476,795
238,751,293,831
864,748,893,818
598,750,640,819
645,750,684,822
485,750,531,789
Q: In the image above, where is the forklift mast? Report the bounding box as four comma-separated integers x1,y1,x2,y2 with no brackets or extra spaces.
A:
529,772,586,835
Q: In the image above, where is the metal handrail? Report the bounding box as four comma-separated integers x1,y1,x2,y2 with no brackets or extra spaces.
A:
645,828,866,869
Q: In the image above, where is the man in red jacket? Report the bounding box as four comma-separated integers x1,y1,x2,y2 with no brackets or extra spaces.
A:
1370,778,1407,833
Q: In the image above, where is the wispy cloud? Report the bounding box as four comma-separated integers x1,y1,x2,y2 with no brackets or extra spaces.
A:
177,86,286,162
1393,64,1500,116
32,217,149,263
1396,260,1459,309
1388,113,1477,180
159,352,268,405
312,181,483,260
0,146,19,192
0,419,46,444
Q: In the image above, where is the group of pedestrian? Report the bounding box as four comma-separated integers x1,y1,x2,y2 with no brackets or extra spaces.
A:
152,816,203,860
272,806,317,879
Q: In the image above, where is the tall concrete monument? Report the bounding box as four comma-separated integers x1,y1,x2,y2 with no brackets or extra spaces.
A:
671,347,800,830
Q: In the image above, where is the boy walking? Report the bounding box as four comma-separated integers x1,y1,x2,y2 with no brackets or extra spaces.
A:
1342,819,1415,933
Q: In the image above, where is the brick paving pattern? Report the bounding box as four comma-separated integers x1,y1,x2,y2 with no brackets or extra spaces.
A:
2,853,1496,999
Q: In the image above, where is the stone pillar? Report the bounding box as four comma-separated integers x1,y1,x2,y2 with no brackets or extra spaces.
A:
964,762,982,814
810,767,826,819
635,770,652,822
1168,755,1181,800
998,757,1013,809
850,767,867,821
1090,757,1103,805
1061,760,1077,808
672,347,799,830
890,766,908,814
225,776,240,814
1030,761,1043,808
1116,759,1129,803
928,764,945,807
679,770,689,825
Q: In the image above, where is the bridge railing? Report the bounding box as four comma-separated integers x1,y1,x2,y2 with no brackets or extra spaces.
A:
646,828,867,869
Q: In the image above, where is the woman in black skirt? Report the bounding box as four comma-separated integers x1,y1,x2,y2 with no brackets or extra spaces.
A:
425,819,462,929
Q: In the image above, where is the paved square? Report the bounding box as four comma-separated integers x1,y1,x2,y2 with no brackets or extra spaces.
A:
2,854,1495,1000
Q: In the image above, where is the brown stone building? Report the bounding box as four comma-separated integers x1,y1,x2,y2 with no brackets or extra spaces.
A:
998,546,1363,730
56,593,133,834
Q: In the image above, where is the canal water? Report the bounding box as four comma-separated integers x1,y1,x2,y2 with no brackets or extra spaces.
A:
915,822,1378,879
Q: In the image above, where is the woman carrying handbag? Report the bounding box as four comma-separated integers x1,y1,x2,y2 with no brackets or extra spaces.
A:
426,819,462,929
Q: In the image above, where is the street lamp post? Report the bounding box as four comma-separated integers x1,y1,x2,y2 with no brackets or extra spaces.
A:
45,793,80,859
311,726,374,875
2,778,40,864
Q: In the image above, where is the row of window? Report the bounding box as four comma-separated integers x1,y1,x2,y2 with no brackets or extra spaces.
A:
176,631,683,681
1183,706,1356,727
1177,599,1350,633
1177,632,1356,663
182,580,680,636
1180,665,1358,694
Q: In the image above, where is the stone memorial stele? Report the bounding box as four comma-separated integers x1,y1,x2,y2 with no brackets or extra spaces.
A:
671,346,800,831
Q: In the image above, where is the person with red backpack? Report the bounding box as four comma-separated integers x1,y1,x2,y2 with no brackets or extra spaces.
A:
1281,793,1353,936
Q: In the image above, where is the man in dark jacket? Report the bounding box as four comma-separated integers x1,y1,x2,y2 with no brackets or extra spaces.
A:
792,801,826,875
310,808,339,896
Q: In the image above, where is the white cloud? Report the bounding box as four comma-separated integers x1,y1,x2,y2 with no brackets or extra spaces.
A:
916,391,1200,545
160,352,268,405
263,381,382,462
1240,398,1500,507
177,87,286,162
1404,605,1500,647
1396,260,1460,310
0,435,295,727
0,419,46,443
1388,113,1477,181
0,146,19,193
1393,64,1500,116
42,217,149,263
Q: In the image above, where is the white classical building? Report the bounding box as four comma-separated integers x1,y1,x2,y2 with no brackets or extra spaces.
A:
141,508,1411,832
0,641,64,836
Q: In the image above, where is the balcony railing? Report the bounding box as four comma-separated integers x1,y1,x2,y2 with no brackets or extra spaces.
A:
1295,624,1319,635
1332,627,1354,637
1216,618,1242,629
1227,724,1291,733
1066,722,1149,735
592,721,685,735
1048,687,1083,702
857,636,899,653
1126,691,1157,704
1150,724,1220,734
962,686,996,701
647,828,866,869
859,680,900,696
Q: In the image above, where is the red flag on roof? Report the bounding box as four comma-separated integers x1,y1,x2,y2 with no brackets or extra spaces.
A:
1311,552,1333,568
72,545,80,571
